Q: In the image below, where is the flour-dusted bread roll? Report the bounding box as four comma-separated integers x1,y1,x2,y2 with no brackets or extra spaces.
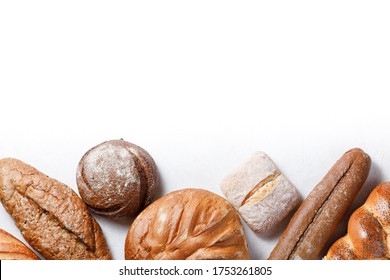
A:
125,188,249,260
325,182,390,260
0,158,112,260
77,139,160,218
220,152,301,233
0,228,40,260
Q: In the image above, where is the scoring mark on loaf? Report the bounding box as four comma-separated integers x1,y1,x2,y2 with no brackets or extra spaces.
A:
288,164,353,259
8,183,96,250
0,158,112,260
125,189,249,260
240,171,281,207
82,142,139,194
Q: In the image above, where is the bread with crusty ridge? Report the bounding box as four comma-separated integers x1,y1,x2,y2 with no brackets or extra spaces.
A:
220,151,301,233
0,158,112,260
76,139,160,218
269,148,371,260
125,188,249,260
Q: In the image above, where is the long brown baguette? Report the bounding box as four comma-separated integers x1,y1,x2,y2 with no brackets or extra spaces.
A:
269,148,371,260
325,182,390,259
0,228,40,260
0,158,112,260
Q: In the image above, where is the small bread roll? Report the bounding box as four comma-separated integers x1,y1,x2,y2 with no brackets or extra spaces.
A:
220,151,301,233
0,228,40,260
124,188,249,260
76,139,160,218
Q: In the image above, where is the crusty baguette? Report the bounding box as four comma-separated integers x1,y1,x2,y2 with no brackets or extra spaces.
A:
269,148,371,260
325,182,390,259
0,228,40,260
0,158,112,260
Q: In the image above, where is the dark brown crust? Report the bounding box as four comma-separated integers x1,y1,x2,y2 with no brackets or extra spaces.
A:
0,158,112,260
76,139,159,218
268,148,371,260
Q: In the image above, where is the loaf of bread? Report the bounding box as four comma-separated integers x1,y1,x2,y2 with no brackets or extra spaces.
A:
269,148,371,260
0,228,40,260
220,151,301,233
325,182,390,260
0,158,112,260
125,188,249,260
77,139,160,218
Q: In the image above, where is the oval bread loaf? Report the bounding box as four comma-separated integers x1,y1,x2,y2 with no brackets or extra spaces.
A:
0,158,112,260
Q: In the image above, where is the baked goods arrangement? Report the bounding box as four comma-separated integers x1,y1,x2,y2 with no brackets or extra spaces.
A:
0,141,389,260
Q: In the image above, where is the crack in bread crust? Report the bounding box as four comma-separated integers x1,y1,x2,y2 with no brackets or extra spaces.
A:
240,171,281,207
288,163,353,259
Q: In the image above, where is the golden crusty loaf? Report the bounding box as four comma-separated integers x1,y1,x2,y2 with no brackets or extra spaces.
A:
269,148,371,260
0,228,40,260
125,188,249,260
0,158,111,260
325,182,390,260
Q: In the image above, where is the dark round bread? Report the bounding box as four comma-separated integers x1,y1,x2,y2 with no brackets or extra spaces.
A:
76,139,159,218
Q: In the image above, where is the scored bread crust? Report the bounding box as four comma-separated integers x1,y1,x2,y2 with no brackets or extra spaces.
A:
0,158,112,260
125,188,249,260
76,139,159,218
269,148,371,260
0,228,40,260
220,151,301,233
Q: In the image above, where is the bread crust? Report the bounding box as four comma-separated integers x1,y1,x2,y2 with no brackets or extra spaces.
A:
0,158,112,260
76,139,159,218
0,228,40,260
325,182,390,260
220,151,301,233
269,148,371,260
125,188,249,260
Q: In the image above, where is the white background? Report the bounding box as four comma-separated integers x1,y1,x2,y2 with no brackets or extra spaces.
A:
1,0,390,263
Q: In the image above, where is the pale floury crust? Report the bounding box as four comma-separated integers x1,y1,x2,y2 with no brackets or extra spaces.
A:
220,151,301,233
76,139,160,218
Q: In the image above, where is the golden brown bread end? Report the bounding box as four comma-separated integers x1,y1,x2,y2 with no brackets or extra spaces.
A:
0,228,40,260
